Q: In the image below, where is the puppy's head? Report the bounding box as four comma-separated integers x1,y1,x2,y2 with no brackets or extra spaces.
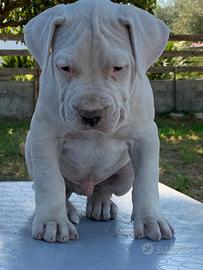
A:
24,0,169,134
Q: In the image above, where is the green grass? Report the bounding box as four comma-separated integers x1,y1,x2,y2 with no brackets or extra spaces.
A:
156,115,203,201
0,120,29,180
0,116,203,201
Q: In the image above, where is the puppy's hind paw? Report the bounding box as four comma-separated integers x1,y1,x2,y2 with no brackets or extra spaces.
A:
86,196,118,221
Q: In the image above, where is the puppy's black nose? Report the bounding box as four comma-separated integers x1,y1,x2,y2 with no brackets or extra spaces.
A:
79,109,103,127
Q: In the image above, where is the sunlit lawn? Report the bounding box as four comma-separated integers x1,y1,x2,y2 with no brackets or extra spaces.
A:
0,120,29,180
0,116,202,201
156,116,203,201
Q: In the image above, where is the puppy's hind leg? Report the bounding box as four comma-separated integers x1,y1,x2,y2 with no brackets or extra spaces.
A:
86,161,134,221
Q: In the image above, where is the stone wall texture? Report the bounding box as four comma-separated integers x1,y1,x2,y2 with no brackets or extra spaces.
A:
0,79,202,119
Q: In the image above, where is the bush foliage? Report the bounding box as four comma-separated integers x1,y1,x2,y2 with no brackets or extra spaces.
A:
0,0,156,30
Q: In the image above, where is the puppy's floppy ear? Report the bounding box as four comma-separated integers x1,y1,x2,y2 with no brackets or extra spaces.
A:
118,5,170,75
24,4,66,70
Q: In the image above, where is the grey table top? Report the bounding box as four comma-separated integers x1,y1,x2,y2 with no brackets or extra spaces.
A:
0,181,202,270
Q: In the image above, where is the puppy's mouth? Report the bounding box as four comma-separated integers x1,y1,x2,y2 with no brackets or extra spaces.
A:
77,110,122,134
78,108,104,128
60,93,127,133
61,103,127,133
80,115,102,127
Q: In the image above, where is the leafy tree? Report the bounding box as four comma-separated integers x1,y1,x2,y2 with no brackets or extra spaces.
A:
0,0,156,30
148,41,177,80
1,56,35,80
1,56,34,68
154,0,203,79
155,0,203,34
148,41,203,80
112,0,156,13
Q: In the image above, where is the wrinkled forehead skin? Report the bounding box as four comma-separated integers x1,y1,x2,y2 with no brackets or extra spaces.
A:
53,2,134,78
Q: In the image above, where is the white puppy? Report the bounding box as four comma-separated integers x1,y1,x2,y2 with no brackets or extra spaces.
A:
24,0,174,243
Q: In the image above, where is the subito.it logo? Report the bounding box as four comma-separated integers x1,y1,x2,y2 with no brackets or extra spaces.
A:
142,242,154,255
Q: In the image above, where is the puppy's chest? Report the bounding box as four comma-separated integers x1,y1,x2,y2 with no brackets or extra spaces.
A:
59,137,129,183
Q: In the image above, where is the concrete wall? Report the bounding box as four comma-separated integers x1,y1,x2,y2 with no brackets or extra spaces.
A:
0,79,202,119
176,80,203,112
151,80,175,114
0,79,34,119
152,80,203,114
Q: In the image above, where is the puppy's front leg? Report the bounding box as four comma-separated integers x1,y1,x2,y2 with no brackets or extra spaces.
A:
128,123,174,240
26,133,78,243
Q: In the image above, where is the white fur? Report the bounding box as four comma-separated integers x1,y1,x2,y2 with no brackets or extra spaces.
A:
24,0,174,242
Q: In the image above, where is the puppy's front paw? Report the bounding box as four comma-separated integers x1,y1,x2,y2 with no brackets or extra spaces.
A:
133,215,174,241
86,195,118,221
32,216,79,243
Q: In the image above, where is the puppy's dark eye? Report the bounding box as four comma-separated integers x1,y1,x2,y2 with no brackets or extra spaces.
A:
61,66,70,72
113,66,123,72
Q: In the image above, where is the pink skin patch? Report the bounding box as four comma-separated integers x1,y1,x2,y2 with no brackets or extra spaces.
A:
81,179,95,196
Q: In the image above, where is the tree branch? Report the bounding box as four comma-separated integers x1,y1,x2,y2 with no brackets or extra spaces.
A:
0,19,28,28
0,0,31,21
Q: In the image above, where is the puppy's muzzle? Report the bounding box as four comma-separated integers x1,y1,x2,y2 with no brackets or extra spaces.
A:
71,94,113,128
78,109,104,127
